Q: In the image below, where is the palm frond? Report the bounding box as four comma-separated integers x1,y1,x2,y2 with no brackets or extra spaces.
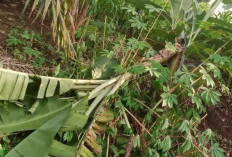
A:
23,0,89,58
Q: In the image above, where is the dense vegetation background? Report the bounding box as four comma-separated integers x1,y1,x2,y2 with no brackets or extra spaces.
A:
0,0,232,156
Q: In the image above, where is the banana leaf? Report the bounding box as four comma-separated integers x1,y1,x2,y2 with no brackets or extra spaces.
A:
48,140,76,157
0,68,75,100
0,97,71,133
0,70,29,100
61,96,89,132
0,95,90,133
5,106,71,157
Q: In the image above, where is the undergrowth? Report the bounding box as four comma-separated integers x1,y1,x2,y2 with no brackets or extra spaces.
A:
1,0,232,157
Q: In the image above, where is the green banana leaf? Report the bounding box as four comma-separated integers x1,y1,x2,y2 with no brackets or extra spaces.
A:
0,68,74,100
0,97,71,133
5,107,71,157
92,56,119,79
170,0,193,18
0,95,90,133
0,70,29,100
48,140,76,157
37,76,50,98
59,79,74,95
61,96,89,132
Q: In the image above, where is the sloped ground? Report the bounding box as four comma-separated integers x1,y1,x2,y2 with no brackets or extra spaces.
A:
203,94,232,156
0,1,53,74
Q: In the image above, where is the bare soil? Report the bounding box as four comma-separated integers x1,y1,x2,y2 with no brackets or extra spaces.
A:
0,0,53,74
202,94,232,157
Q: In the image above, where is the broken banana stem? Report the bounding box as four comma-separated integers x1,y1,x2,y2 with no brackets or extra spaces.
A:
170,43,185,75
143,42,184,66
170,52,183,76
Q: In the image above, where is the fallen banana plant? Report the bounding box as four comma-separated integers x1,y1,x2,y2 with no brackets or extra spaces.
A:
0,71,131,157
0,43,183,157
0,68,106,100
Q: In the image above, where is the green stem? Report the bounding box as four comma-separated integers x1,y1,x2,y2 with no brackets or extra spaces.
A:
86,86,112,116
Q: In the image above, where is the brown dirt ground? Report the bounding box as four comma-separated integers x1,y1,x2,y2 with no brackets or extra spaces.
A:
201,94,232,157
0,0,54,74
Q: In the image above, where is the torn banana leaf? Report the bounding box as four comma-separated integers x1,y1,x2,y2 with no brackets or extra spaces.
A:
78,145,94,157
0,69,29,100
59,79,74,95
37,76,50,98
46,78,58,97
10,75,29,100
0,68,75,100
77,104,114,157
5,106,71,157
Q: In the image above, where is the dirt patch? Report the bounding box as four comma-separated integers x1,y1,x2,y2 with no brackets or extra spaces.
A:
0,0,57,74
201,94,232,156
0,1,51,41
205,95,232,140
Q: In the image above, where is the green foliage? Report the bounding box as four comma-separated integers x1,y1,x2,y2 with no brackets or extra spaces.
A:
158,136,171,152
150,61,171,85
200,66,215,87
128,64,146,74
63,132,74,143
2,0,232,156
178,120,190,133
127,38,149,50
0,144,4,157
161,91,178,108
211,143,225,157
201,87,221,105
6,29,59,68
189,93,203,110
129,17,147,30
174,65,197,85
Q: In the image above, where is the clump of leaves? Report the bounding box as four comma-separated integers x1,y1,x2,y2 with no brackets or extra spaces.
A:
6,29,60,68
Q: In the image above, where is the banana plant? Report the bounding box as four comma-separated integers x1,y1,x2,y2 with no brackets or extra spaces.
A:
0,72,130,157
0,44,181,157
